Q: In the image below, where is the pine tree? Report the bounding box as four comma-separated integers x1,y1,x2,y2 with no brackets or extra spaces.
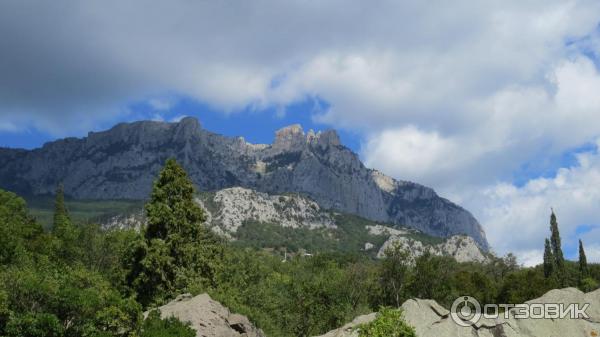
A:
543,238,554,278
579,239,589,279
129,159,222,306
549,210,566,286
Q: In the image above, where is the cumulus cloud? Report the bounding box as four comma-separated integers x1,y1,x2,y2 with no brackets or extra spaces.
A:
469,141,600,264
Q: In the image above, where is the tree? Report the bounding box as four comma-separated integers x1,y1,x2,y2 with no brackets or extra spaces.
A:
378,246,411,308
549,210,565,285
579,239,589,279
0,189,44,265
51,184,79,262
543,238,554,278
128,159,222,306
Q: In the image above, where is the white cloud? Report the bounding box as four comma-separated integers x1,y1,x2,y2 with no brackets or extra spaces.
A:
584,243,600,263
467,141,600,264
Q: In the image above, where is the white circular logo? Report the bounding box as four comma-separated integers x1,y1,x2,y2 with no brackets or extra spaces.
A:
451,296,482,327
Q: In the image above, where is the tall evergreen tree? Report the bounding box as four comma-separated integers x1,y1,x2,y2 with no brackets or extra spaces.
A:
543,238,554,278
51,184,79,261
128,159,222,306
52,184,70,236
579,239,589,279
549,210,565,285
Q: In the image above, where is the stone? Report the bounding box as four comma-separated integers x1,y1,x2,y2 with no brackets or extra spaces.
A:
314,288,600,337
144,293,265,337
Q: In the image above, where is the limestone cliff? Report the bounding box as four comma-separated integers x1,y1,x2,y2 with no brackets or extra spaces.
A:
0,117,488,249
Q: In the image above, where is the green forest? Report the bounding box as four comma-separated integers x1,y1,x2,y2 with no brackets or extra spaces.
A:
1,159,598,337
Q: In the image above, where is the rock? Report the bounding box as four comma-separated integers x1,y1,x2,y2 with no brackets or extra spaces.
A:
315,288,600,337
198,187,336,235
0,117,489,250
365,224,409,236
144,293,265,337
377,234,489,263
315,313,376,337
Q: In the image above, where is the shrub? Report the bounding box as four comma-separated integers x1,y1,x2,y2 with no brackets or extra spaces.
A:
140,310,195,337
357,307,416,337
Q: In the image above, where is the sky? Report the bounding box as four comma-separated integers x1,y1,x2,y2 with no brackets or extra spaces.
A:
1,1,600,266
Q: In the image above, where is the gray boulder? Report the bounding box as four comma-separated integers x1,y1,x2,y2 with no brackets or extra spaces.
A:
144,293,265,337
315,287,600,337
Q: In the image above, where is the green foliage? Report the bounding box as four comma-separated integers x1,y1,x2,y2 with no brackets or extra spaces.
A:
549,210,566,285
579,239,589,279
128,159,223,307
4,313,64,337
51,184,81,262
140,311,195,337
579,277,599,292
410,253,454,304
377,246,411,307
357,308,416,337
543,238,554,278
0,260,142,337
0,189,45,264
26,197,142,230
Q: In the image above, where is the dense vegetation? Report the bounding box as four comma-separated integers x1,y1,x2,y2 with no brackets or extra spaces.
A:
234,213,390,257
1,159,599,337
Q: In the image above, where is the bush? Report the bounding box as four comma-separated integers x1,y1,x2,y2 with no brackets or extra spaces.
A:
580,277,599,292
140,310,195,337
5,313,63,337
357,307,416,337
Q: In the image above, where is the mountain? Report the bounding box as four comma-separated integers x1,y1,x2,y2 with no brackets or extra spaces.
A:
96,186,488,261
0,117,489,249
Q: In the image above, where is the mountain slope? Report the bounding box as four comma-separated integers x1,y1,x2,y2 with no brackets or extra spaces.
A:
0,117,488,249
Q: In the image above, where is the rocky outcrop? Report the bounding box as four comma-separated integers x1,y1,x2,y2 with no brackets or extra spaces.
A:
0,117,488,249
199,187,335,236
315,288,600,337
144,293,265,337
377,234,488,263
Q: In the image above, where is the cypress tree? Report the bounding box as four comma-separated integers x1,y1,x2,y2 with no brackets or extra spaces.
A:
543,238,554,278
51,183,79,261
52,183,70,236
579,239,589,279
549,210,565,285
130,159,222,306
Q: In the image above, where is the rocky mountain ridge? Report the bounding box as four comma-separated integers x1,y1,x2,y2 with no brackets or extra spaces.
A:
101,186,488,263
377,234,488,263
0,117,489,249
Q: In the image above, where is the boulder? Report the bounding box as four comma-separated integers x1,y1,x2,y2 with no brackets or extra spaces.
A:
315,287,600,337
144,293,265,337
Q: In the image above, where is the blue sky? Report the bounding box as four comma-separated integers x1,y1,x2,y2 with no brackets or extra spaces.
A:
0,96,361,152
2,1,600,265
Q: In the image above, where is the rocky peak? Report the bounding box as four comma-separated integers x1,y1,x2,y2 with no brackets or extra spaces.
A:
273,124,306,152
312,129,341,150
173,116,202,140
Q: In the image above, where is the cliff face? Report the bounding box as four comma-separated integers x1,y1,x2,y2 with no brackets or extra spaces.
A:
0,117,488,249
